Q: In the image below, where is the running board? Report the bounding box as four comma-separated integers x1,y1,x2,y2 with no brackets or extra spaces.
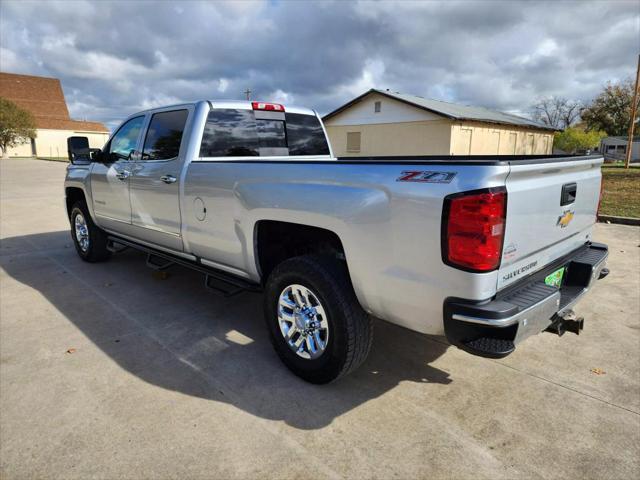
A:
106,239,129,253
106,235,261,297
146,253,175,271
205,273,246,297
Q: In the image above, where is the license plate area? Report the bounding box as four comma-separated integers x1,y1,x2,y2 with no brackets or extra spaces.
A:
544,267,565,288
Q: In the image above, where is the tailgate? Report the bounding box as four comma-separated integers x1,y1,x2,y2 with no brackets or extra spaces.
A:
497,156,603,290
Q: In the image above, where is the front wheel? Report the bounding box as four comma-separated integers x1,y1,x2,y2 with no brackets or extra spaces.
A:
69,201,111,262
264,255,373,384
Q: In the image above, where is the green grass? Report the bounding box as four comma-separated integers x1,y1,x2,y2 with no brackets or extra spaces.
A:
600,164,640,218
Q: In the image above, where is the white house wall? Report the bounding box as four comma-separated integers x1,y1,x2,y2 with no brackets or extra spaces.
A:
3,129,109,158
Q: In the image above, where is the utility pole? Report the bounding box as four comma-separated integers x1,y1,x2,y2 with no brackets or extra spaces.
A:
625,54,639,169
243,88,252,100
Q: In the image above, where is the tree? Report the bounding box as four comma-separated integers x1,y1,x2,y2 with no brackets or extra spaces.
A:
581,79,636,136
553,127,607,154
531,96,582,130
0,98,37,158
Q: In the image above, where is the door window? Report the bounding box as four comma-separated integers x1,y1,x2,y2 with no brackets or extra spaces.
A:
141,110,189,160
109,116,145,160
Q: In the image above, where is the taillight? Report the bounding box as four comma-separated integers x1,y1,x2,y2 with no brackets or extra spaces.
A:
442,187,507,272
252,101,285,112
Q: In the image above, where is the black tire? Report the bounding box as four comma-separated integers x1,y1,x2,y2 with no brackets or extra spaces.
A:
69,201,111,262
264,255,373,384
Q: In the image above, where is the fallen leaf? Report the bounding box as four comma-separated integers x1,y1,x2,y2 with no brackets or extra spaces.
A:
590,368,606,375
66,348,76,354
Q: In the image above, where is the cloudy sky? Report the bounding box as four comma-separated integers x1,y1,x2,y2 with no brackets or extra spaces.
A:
1,0,638,130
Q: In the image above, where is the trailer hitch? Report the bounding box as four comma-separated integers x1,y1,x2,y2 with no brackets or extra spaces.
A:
546,310,584,337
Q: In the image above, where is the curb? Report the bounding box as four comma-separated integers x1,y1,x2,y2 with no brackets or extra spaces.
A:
598,215,640,226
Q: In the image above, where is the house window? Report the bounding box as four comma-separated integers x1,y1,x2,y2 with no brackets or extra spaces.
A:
374,101,381,113
346,132,361,153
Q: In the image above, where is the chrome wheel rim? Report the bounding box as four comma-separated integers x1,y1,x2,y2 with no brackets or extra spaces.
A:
277,284,329,359
74,213,90,252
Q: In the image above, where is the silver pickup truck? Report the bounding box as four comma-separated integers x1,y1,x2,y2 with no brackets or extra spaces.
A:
64,100,609,383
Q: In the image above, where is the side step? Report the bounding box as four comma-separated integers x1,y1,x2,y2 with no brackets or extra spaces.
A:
205,273,246,297
146,253,175,271
106,235,261,297
106,239,129,253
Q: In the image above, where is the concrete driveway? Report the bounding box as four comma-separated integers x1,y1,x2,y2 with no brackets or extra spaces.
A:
1,158,639,479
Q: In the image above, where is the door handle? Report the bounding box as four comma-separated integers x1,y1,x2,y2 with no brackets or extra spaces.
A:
160,174,177,184
115,170,130,181
561,182,577,206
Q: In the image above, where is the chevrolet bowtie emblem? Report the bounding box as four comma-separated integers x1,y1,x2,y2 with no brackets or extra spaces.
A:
557,210,574,228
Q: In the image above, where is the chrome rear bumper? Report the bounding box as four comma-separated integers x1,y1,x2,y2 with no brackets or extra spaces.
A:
443,242,609,358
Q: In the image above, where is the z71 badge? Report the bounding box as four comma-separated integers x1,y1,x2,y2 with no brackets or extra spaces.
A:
396,171,457,183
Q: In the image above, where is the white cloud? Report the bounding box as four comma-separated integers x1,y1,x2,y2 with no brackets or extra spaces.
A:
268,89,293,104
0,47,20,71
0,0,637,125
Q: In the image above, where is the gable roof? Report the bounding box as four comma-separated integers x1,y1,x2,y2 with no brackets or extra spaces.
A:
323,88,557,132
0,72,109,132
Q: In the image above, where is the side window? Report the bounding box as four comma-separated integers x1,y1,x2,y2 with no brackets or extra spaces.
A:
142,109,189,160
374,101,381,113
200,109,259,157
109,116,145,160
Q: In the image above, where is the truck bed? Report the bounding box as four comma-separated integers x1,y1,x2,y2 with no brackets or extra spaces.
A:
336,154,600,164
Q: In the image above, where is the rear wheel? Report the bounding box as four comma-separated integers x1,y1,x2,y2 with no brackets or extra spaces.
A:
264,255,373,384
70,201,111,262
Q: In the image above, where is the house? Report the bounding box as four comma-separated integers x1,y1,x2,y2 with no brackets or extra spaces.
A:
599,136,640,163
322,89,556,157
0,72,109,158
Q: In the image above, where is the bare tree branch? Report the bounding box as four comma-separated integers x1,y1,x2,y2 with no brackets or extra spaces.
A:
531,96,582,130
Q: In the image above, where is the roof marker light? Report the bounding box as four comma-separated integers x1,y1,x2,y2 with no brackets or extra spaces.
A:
252,101,285,112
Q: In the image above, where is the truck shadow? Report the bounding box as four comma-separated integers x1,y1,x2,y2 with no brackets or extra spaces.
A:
1,230,452,430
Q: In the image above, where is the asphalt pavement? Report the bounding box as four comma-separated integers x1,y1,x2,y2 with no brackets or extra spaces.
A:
1,158,638,479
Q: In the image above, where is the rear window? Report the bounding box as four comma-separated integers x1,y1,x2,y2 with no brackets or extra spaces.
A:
285,113,330,156
199,109,329,157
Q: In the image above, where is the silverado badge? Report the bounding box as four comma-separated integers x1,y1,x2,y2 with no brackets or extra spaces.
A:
557,210,574,228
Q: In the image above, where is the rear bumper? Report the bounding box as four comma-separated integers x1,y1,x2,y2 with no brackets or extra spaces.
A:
443,242,609,358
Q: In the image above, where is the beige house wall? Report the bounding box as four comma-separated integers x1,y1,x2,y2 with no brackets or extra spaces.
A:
3,129,110,158
450,122,554,155
325,120,452,157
